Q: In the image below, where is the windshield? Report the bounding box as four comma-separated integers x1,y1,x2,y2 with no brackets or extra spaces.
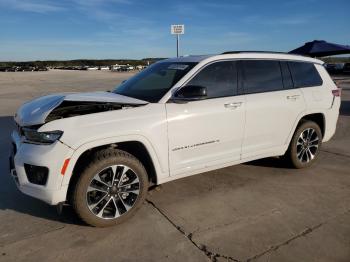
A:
113,62,197,102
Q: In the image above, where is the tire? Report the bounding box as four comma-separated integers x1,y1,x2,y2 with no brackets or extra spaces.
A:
284,120,322,169
72,148,149,227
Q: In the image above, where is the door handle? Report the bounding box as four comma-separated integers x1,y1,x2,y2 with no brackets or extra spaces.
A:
287,95,300,100
224,102,243,109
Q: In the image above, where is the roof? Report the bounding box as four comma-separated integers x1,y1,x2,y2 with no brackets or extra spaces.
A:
161,52,324,65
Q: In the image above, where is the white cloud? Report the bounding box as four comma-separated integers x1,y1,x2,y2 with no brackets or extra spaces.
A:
72,0,131,8
0,0,131,15
171,1,245,18
276,17,311,25
202,2,245,9
0,0,64,13
242,14,316,26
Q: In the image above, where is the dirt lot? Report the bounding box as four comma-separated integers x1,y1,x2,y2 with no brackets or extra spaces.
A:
0,70,349,262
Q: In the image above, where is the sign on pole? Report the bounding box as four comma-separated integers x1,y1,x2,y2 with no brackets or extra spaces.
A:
171,24,185,35
171,25,185,57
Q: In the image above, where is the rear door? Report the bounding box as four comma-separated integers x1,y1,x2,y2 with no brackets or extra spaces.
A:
288,61,330,110
240,60,306,158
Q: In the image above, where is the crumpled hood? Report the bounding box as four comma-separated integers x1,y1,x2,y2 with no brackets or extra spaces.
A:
15,91,147,127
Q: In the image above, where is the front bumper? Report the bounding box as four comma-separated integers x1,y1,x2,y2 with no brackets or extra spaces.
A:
10,130,73,205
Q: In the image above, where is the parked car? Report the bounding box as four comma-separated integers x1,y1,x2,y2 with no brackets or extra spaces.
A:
87,66,99,70
0,67,9,72
10,52,340,227
324,63,344,74
19,66,35,71
1,66,17,72
111,64,123,71
343,63,350,74
35,66,48,71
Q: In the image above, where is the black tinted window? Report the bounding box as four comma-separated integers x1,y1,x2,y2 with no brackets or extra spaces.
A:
288,62,323,87
242,60,283,94
280,61,294,89
187,61,237,98
114,62,197,102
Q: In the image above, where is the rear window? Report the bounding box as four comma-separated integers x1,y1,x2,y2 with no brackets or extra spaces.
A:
288,62,323,88
242,60,283,94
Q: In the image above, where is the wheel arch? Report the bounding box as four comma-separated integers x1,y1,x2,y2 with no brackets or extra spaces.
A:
62,136,164,203
283,112,325,168
298,113,325,137
286,112,326,148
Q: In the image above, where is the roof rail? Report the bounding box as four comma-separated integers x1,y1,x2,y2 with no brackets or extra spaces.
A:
222,51,291,55
220,51,321,62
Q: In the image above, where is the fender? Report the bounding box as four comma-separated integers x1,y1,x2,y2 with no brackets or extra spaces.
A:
285,109,326,148
60,134,168,187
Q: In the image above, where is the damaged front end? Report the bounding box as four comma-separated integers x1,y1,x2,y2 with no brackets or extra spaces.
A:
46,101,142,122
14,92,147,145
14,91,148,127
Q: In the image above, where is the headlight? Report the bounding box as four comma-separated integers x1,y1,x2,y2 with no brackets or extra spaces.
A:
23,129,63,144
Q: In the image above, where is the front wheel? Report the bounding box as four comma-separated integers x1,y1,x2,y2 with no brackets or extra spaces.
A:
72,149,149,227
284,120,322,169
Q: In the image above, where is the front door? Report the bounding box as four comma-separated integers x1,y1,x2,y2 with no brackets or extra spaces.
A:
166,61,246,176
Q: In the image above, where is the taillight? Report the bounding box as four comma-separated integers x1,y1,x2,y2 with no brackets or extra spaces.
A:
332,88,341,97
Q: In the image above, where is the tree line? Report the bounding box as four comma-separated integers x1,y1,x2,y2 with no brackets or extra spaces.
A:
0,58,165,68
1,56,349,68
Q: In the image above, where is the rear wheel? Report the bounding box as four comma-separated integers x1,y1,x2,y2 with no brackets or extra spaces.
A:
284,120,322,168
72,149,148,227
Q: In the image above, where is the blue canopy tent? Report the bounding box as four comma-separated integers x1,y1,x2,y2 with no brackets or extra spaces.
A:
289,40,350,57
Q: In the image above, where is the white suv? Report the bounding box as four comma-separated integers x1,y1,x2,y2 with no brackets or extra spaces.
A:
10,52,340,227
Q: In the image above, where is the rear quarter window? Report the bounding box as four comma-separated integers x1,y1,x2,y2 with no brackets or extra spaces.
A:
288,62,323,88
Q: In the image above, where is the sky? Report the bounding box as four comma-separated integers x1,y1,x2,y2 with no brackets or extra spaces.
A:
0,0,349,61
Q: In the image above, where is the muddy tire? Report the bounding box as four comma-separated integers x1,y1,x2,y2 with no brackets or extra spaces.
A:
284,120,322,169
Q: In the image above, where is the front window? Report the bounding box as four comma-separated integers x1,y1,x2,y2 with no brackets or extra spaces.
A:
187,61,238,98
113,62,197,102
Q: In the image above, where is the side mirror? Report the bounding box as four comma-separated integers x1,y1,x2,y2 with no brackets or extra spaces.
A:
172,85,207,102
